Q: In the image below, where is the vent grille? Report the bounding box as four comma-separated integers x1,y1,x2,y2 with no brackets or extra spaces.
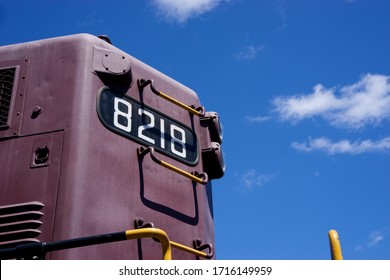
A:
0,201,44,249
0,68,16,128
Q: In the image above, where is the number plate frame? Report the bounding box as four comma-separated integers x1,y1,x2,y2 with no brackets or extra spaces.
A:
97,88,199,166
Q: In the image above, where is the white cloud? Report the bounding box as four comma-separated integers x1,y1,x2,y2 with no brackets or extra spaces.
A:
275,0,287,30
367,230,385,248
77,12,104,27
292,137,390,155
240,169,275,191
245,115,270,123
235,45,264,61
273,74,390,129
151,0,227,23
355,227,390,251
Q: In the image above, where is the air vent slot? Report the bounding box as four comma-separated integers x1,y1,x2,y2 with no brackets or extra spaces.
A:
0,202,44,249
0,67,16,128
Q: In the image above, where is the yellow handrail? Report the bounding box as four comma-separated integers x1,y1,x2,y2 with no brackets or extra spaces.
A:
158,90,203,116
125,228,172,260
328,229,343,260
138,79,205,116
126,228,213,259
170,241,209,259
138,146,208,185
0,227,214,260
159,160,207,185
133,218,213,259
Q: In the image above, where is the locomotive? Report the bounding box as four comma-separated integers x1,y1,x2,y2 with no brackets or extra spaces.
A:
0,34,224,260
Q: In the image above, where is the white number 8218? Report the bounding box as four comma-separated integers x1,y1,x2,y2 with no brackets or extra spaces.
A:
113,97,187,158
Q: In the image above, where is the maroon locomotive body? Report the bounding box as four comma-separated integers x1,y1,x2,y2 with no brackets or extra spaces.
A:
0,34,224,259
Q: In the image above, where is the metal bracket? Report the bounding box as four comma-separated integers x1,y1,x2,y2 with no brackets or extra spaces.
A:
193,239,214,259
134,218,155,229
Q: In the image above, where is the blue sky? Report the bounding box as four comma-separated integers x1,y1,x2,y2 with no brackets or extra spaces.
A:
2,0,390,260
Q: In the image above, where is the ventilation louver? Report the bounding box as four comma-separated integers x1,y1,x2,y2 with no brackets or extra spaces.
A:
0,201,44,249
0,68,16,128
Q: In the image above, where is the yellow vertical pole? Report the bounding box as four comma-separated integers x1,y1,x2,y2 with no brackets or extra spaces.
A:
328,229,343,260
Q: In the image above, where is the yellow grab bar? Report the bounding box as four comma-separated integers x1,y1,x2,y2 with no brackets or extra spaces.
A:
134,218,213,259
328,229,343,260
126,228,172,260
158,91,203,116
170,241,206,258
138,79,205,116
127,228,214,259
0,227,214,260
138,146,208,185
170,241,209,259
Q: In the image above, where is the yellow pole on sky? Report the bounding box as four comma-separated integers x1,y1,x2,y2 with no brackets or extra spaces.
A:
328,229,343,260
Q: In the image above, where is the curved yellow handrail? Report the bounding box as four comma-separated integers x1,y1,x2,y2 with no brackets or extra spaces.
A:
0,227,214,260
125,228,172,260
328,229,343,260
125,228,212,259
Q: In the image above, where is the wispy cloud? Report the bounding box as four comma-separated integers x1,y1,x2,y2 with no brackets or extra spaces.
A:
273,74,390,129
355,227,390,251
76,12,105,27
235,45,264,61
292,137,390,155
239,169,276,191
245,115,270,123
151,0,228,23
275,0,287,30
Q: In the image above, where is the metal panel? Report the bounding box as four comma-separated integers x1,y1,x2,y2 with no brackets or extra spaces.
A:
0,131,64,253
